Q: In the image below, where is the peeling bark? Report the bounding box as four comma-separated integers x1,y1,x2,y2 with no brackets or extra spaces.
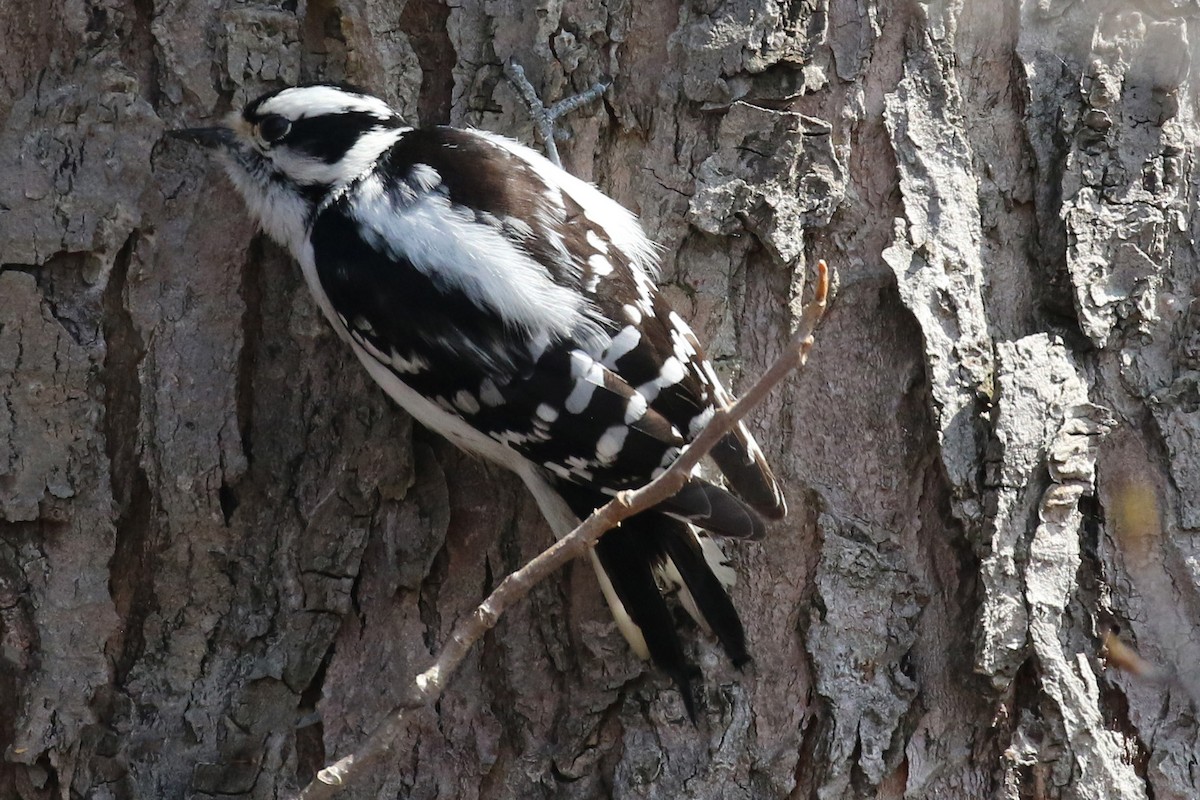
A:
2,0,1199,798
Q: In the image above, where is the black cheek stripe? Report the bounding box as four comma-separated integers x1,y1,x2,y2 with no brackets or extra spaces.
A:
288,112,402,164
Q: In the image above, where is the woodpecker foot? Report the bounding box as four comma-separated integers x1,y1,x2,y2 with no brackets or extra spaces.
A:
503,60,609,168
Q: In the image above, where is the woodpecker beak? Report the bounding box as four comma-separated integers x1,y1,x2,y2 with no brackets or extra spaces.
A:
168,126,236,150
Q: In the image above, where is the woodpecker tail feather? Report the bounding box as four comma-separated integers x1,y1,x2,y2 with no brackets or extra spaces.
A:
588,511,748,718
657,477,766,540
592,521,698,716
656,522,748,667
546,479,753,717
710,428,787,520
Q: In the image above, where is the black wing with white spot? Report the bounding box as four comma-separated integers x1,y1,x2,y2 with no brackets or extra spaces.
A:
310,126,784,532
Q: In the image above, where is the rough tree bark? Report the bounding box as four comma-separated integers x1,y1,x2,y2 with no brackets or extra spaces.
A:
1,0,1197,798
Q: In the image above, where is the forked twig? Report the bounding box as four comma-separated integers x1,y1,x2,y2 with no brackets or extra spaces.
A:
297,261,831,799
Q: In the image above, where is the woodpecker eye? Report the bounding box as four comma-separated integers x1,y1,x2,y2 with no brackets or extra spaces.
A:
257,114,291,145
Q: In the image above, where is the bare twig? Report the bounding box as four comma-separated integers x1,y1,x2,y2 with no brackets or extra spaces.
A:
296,261,831,799
503,61,609,168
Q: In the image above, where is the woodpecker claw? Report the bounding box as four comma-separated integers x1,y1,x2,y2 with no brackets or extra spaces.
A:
503,60,609,168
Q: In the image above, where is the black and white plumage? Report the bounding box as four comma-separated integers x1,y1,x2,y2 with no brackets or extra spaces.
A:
173,84,786,713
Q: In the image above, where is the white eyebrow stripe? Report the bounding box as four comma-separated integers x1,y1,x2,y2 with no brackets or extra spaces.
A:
258,87,397,120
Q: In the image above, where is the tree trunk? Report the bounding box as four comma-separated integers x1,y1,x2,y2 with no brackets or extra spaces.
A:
2,0,1197,798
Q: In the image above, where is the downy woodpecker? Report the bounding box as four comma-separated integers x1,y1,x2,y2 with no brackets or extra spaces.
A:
172,84,786,714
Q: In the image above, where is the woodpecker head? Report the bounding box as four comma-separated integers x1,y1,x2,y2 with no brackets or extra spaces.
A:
171,84,406,250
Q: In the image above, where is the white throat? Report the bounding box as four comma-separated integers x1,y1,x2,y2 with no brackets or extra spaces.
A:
219,157,313,259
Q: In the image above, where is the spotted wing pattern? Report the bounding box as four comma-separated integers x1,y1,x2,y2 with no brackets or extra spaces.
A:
311,127,783,526
308,125,785,713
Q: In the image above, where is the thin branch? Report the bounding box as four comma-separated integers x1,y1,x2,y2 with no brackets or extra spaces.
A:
296,261,831,799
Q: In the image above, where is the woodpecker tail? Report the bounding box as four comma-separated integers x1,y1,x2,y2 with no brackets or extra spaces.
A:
541,475,760,716
710,426,788,521
587,510,747,718
656,476,768,540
